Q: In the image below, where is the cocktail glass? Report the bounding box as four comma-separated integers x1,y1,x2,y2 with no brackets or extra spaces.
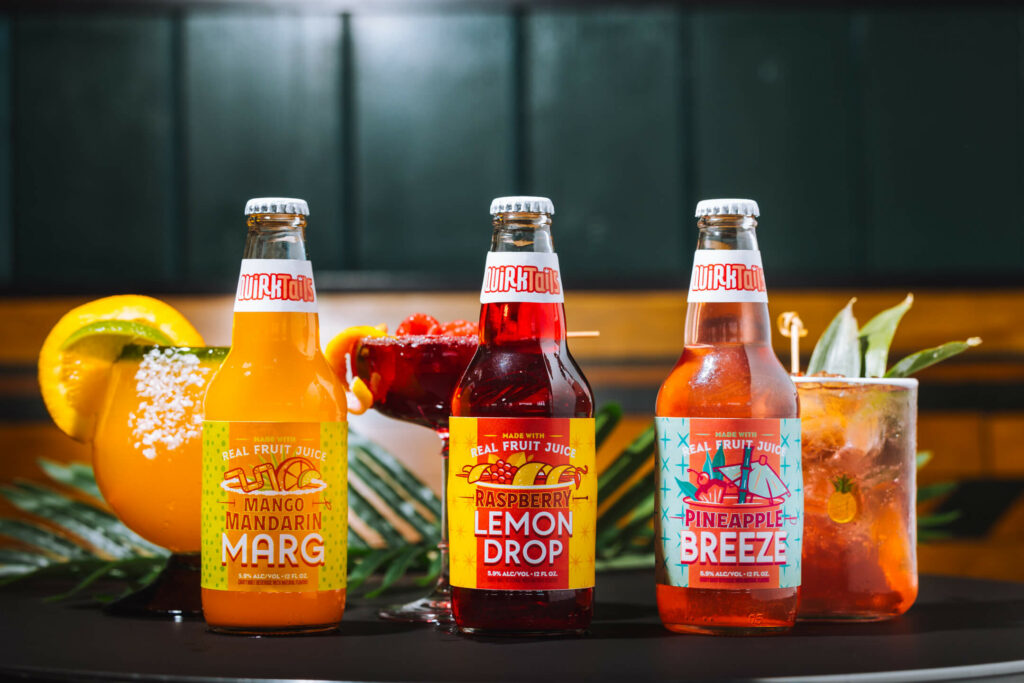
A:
351,334,477,624
795,376,918,621
92,345,227,617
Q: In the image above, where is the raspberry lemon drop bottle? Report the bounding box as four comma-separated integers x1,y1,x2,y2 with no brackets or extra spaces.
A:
655,199,801,635
201,198,348,635
449,196,596,635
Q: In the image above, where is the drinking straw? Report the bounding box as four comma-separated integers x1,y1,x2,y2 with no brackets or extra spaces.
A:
738,445,753,503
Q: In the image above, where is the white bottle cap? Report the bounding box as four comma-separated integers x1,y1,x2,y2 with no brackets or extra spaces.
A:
695,198,759,217
489,196,555,215
244,197,310,216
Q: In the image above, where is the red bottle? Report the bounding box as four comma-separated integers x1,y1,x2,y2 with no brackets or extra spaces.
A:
655,198,801,635
449,196,595,635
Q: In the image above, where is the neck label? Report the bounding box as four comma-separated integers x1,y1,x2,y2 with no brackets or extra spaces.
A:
480,252,564,304
688,250,768,303
234,259,318,313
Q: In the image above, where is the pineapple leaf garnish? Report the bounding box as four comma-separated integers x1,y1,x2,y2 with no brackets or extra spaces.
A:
858,293,913,378
808,295,980,378
807,298,860,377
885,338,982,378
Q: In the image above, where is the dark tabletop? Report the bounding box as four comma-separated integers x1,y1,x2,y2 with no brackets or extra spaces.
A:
1,572,1023,682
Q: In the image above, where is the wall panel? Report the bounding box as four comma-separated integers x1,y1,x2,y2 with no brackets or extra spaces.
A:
527,9,685,283
352,12,515,272
0,18,10,286
184,12,344,283
692,10,861,278
14,15,175,287
862,10,1021,275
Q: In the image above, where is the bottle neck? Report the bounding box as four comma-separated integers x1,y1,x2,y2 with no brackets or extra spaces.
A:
480,211,566,347
243,213,309,260
232,213,320,356
685,214,773,346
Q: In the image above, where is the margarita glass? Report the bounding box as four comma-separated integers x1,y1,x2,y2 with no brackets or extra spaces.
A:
351,333,477,624
92,345,227,616
795,376,918,621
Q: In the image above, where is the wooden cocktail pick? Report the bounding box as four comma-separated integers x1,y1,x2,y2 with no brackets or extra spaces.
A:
566,331,600,338
777,312,807,374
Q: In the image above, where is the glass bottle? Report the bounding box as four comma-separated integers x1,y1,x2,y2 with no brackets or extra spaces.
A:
655,198,802,635
201,197,348,635
449,196,596,635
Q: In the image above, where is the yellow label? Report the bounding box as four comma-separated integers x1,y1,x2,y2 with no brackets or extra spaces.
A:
448,417,595,591
201,421,347,592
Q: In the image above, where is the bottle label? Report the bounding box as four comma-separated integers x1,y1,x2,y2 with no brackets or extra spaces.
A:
655,417,802,590
480,252,564,304
687,250,768,303
234,259,318,313
448,417,595,591
201,421,347,593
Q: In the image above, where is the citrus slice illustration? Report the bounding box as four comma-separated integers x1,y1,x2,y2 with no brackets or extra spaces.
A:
545,465,572,486
277,457,319,491
296,469,321,489
828,475,858,523
38,295,204,441
512,462,549,486
464,463,491,483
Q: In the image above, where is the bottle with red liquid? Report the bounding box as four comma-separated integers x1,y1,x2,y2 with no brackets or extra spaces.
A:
655,199,802,635
449,196,596,635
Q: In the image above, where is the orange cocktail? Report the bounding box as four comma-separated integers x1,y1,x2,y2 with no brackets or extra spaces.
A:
92,344,226,616
94,345,227,553
796,377,918,621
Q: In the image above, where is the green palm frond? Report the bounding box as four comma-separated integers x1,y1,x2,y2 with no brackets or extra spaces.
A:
0,428,443,601
1,405,962,603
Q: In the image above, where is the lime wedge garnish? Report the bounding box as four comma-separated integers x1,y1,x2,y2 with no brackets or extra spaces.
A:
59,320,174,351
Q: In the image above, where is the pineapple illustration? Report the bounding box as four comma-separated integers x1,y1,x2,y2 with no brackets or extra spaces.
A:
828,475,858,524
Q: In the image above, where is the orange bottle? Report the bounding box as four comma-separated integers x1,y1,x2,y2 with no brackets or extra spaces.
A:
655,199,801,635
201,198,348,635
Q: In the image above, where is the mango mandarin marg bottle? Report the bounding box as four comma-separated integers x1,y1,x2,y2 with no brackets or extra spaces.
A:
655,199,802,635
201,197,348,635
449,196,596,635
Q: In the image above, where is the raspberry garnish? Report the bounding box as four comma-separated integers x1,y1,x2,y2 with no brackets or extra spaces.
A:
396,313,442,336
440,319,478,336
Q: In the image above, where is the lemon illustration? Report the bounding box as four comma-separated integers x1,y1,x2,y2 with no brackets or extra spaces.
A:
512,462,549,486
828,475,858,524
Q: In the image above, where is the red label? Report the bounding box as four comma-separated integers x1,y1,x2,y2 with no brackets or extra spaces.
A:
448,417,595,591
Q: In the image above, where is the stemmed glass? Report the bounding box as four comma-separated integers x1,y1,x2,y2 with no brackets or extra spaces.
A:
348,333,477,624
92,344,227,617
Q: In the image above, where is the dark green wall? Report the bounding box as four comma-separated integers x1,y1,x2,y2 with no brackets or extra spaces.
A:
1,7,1022,293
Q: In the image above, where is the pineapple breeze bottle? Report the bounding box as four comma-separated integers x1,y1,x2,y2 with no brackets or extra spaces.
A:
201,198,348,635
655,199,802,635
449,196,596,635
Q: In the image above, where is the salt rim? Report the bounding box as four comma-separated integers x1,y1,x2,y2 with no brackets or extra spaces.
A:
129,347,212,460
220,479,327,495
792,376,918,387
